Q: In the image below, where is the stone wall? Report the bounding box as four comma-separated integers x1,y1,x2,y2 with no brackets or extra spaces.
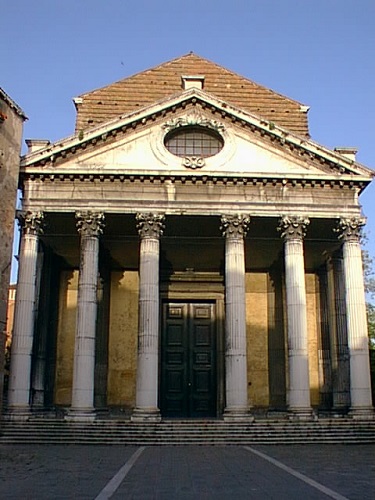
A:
0,93,25,413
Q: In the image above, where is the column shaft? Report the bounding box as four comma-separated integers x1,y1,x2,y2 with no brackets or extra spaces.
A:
30,250,46,407
327,255,350,410
132,213,164,422
343,242,373,411
221,215,252,421
279,216,312,418
7,212,44,416
336,217,373,418
68,212,104,420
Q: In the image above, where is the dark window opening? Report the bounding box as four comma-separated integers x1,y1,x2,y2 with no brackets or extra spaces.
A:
164,126,224,158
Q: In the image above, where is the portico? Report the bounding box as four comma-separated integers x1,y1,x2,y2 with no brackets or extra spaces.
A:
6,54,374,422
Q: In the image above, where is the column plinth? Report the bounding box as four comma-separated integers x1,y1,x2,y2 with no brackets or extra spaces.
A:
7,212,44,419
221,215,253,422
278,216,313,420
335,218,374,420
131,213,164,423
66,212,105,422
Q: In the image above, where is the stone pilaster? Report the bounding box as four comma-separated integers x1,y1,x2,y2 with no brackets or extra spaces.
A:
335,217,374,418
278,216,313,419
67,211,105,421
221,215,252,421
326,252,350,412
132,213,165,422
7,211,44,418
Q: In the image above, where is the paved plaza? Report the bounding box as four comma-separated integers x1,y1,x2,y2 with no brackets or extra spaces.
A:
0,444,374,499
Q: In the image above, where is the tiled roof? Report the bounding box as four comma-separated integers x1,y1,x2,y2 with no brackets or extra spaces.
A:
75,53,309,137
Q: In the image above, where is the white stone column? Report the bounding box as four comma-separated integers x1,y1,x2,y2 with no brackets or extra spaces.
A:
7,211,44,418
335,218,374,418
132,213,165,423
278,216,313,419
221,215,252,421
67,211,105,421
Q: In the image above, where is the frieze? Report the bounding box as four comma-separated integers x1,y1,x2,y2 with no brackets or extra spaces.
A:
221,215,250,239
136,213,165,239
278,216,310,241
334,217,366,242
76,211,105,237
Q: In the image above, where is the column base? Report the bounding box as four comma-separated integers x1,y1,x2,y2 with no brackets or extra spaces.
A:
288,407,315,421
131,407,161,423
223,407,254,423
4,406,31,421
65,409,96,422
348,407,374,420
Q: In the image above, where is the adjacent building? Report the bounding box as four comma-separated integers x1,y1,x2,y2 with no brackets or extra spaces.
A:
0,88,26,413
6,54,374,421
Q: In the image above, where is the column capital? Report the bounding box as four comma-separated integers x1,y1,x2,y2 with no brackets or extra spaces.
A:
220,214,250,239
76,211,105,237
17,210,44,236
136,213,165,239
334,217,366,243
278,215,310,241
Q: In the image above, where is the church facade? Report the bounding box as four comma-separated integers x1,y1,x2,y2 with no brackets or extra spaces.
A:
6,54,374,421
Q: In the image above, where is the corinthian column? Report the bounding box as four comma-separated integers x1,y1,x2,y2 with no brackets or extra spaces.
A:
67,211,105,421
221,214,252,421
132,213,165,422
278,216,313,419
335,218,373,418
7,211,44,418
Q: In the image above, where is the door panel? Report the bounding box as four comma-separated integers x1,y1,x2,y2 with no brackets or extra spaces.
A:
161,302,216,418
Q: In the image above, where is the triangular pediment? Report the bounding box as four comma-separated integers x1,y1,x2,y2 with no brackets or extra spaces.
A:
21,88,374,187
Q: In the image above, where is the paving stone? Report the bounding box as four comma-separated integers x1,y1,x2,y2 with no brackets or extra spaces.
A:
0,444,373,499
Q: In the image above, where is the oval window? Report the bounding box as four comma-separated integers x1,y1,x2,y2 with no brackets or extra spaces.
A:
164,126,224,158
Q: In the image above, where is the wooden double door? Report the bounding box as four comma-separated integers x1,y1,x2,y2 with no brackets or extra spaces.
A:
161,302,217,418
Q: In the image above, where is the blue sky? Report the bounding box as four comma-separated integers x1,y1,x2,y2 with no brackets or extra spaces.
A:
2,0,375,281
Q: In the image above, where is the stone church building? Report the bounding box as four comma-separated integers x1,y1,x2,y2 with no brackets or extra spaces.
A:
6,54,374,422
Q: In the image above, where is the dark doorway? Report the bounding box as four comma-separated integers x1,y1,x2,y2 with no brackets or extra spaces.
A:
161,302,217,418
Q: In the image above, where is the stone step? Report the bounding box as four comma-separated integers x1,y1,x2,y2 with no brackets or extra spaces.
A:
1,436,374,445
1,418,375,445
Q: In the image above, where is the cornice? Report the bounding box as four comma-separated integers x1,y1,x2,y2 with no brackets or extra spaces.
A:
20,88,374,182
21,170,368,191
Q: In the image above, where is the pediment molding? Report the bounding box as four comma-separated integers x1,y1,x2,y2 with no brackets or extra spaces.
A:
21,88,374,185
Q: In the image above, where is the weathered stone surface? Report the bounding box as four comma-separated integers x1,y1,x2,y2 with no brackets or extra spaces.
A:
0,91,25,415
